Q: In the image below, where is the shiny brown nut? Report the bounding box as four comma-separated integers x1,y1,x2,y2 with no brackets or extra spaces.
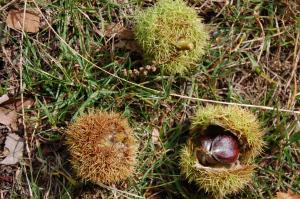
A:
197,134,239,166
211,134,239,164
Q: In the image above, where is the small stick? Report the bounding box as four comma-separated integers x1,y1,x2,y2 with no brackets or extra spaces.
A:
170,93,300,115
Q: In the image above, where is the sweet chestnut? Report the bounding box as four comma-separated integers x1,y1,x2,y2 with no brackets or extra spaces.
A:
196,134,239,166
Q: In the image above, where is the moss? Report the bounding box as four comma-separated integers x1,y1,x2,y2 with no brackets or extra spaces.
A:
65,111,137,184
134,0,209,75
180,105,265,197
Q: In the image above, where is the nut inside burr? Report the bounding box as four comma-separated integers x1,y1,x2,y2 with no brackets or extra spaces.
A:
193,125,244,167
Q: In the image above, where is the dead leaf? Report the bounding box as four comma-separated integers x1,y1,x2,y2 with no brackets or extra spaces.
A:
152,128,160,145
0,133,24,165
2,98,35,111
14,98,35,111
0,107,17,131
6,9,40,33
105,23,134,40
276,190,300,199
0,94,9,105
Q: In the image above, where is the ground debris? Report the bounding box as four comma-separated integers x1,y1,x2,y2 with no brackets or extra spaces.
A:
0,94,9,105
0,107,17,131
276,189,300,199
151,127,160,146
0,133,24,165
6,9,40,33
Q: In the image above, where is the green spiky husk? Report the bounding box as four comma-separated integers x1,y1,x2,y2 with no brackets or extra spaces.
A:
65,111,137,184
179,105,265,197
180,145,254,197
192,105,264,162
134,0,209,75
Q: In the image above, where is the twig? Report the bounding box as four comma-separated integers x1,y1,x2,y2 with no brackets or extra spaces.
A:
286,32,300,108
254,14,265,62
0,0,18,11
286,32,299,88
97,182,145,199
20,1,33,197
170,93,300,114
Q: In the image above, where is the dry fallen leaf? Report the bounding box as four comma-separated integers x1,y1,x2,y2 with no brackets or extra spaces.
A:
0,107,17,131
152,128,160,145
6,9,40,33
0,94,9,105
13,98,35,112
0,133,24,165
2,98,35,111
276,190,300,199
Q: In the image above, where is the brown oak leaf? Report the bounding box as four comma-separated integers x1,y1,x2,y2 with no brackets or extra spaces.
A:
6,9,40,33
276,190,300,199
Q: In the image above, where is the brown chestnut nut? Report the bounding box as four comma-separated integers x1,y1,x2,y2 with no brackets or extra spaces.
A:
196,135,217,165
211,134,239,164
196,134,239,166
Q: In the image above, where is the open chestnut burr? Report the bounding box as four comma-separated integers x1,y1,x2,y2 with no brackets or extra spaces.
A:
179,105,265,197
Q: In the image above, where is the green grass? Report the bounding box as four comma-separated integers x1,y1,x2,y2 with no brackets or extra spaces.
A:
0,0,299,198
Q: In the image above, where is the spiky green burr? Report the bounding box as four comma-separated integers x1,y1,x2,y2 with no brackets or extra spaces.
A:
180,105,265,197
134,0,209,75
